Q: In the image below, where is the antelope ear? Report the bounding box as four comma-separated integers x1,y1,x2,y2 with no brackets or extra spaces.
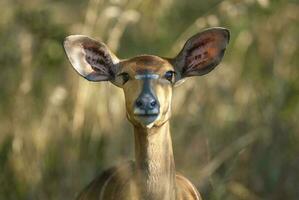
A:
63,35,120,82
172,28,229,80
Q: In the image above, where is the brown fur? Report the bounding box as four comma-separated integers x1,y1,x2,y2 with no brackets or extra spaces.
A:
64,28,230,200
76,163,201,200
75,56,201,200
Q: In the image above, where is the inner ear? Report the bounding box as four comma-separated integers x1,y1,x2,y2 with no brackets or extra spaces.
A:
63,35,120,82
83,44,115,80
172,28,230,78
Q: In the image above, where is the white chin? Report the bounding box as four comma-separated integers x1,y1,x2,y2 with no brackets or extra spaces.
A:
146,123,155,129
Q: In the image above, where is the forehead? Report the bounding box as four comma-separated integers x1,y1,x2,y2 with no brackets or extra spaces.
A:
120,55,173,74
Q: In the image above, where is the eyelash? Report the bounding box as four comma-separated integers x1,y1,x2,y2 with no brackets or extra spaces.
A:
118,72,130,84
164,71,175,83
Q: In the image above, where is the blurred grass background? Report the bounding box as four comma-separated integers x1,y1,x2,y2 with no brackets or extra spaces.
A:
0,0,299,199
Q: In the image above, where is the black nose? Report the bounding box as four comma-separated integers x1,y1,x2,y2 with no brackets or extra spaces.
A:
135,94,159,113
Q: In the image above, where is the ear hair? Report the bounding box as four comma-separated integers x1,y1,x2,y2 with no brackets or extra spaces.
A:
172,27,230,80
63,35,120,82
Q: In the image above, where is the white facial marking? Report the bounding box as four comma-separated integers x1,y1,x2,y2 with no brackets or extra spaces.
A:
133,107,159,115
134,107,146,115
135,74,159,80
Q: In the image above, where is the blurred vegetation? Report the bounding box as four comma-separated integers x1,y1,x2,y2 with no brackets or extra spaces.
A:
0,0,298,199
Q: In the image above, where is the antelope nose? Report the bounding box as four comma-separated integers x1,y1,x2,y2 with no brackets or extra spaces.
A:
135,94,159,114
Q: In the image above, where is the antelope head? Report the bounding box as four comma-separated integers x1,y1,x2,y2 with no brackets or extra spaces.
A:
63,28,230,129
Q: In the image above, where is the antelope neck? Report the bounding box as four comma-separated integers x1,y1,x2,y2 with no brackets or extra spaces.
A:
133,121,177,199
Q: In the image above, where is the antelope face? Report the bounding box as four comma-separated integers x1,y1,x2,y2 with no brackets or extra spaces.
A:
118,56,175,128
63,28,230,129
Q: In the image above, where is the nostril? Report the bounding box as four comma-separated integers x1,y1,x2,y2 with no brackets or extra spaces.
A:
150,100,157,107
136,100,143,108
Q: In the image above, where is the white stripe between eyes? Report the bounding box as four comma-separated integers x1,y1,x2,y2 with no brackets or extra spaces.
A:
135,74,159,80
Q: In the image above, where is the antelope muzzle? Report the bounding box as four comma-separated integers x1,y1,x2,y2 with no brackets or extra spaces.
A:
133,74,160,125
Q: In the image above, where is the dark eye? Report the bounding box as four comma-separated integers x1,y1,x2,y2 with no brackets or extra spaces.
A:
119,72,130,84
164,71,175,83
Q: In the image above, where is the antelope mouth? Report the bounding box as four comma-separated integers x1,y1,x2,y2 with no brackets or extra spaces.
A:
135,113,158,117
134,113,159,121
133,107,159,117
134,113,159,126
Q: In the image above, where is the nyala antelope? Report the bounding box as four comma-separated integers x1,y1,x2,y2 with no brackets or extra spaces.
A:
63,27,230,200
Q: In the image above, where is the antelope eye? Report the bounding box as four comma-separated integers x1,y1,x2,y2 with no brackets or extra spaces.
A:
164,71,175,83
118,72,130,84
